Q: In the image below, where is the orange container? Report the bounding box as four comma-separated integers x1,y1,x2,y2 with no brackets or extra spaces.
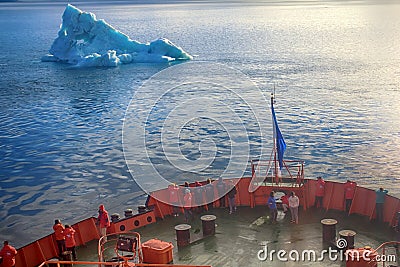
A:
141,238,174,264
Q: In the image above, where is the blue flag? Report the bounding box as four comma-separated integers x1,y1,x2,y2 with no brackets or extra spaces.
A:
271,103,286,169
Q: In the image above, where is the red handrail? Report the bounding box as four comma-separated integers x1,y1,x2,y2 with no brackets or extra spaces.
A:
38,260,212,267
370,241,400,267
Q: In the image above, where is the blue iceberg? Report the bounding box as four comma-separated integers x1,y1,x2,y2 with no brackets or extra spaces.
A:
42,4,192,67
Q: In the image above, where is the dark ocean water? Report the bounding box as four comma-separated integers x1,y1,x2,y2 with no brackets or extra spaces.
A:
0,1,399,247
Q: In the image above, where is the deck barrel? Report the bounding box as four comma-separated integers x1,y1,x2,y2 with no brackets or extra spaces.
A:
201,215,217,236
321,218,337,244
339,229,356,250
175,224,191,247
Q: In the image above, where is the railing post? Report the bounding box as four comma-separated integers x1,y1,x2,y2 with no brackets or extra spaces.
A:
251,160,255,178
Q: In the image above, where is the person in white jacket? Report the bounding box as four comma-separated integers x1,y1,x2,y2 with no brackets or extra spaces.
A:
289,191,300,224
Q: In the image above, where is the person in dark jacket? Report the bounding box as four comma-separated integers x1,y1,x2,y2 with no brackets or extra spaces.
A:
194,181,205,213
267,191,278,223
227,180,237,214
205,178,215,210
375,188,388,222
216,177,227,208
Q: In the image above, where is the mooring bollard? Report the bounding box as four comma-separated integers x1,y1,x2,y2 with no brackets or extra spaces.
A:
124,208,133,218
111,213,120,223
201,215,217,236
175,224,191,247
321,218,337,244
138,205,147,214
339,229,356,250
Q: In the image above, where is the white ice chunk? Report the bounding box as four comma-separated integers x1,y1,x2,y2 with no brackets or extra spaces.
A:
43,4,192,67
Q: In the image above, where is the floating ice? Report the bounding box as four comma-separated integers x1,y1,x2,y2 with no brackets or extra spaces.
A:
42,4,192,67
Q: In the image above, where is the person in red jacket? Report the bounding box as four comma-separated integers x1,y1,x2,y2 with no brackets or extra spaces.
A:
63,225,77,261
280,193,289,213
168,183,180,217
97,204,110,242
53,219,66,258
0,241,17,267
315,177,325,209
344,180,357,212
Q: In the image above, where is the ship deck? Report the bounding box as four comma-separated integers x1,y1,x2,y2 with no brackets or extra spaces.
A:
76,206,399,266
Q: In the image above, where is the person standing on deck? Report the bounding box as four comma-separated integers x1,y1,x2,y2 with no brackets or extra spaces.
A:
375,188,388,222
227,180,237,214
194,181,205,213
315,177,325,209
280,193,289,213
0,241,17,267
97,204,110,241
53,219,66,258
216,177,227,208
205,178,215,211
183,189,193,223
267,191,278,223
64,225,77,261
168,183,180,217
344,180,357,213
289,191,300,224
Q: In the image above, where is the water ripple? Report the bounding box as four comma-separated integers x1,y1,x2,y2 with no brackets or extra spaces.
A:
1,2,400,248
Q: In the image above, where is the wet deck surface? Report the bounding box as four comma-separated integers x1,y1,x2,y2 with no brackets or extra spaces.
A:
78,206,399,266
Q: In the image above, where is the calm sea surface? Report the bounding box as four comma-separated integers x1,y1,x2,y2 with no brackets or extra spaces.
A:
0,1,399,247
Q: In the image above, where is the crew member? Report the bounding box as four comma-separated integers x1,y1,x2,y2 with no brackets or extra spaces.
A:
183,189,193,223
344,180,357,212
64,225,77,261
267,191,278,223
315,176,325,209
168,183,180,217
97,204,110,241
0,241,17,267
375,188,388,222
53,219,66,258
216,177,227,208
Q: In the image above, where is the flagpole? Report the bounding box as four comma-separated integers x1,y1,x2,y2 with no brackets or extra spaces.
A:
271,93,278,184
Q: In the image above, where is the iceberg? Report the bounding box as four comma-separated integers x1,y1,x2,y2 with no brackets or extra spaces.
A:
42,4,192,67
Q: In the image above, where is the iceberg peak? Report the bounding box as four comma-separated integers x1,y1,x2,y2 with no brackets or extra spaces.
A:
42,4,192,67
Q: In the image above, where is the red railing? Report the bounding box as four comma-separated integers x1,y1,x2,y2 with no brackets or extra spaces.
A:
370,241,400,267
15,177,400,267
15,211,155,267
250,159,305,185
38,260,212,267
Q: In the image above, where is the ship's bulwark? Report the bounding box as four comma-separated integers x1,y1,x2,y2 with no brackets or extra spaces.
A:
15,178,400,267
